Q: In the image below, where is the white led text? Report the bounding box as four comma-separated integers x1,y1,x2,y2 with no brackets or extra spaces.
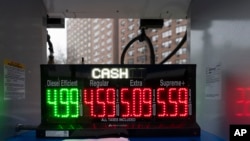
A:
91,68,129,79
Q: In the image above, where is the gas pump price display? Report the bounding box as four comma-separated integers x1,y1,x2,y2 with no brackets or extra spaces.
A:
40,65,197,127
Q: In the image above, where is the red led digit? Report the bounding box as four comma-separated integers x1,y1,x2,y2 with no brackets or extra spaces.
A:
178,88,188,117
157,88,166,117
236,88,250,117
106,88,115,117
169,88,178,117
133,88,142,117
236,88,245,117
246,88,250,116
83,89,96,117
143,88,152,117
96,88,106,117
121,88,130,117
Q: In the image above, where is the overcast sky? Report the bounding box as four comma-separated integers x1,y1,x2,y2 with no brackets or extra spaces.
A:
47,28,67,62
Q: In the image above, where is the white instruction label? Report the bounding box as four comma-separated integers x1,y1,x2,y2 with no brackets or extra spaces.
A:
4,59,25,100
45,130,69,137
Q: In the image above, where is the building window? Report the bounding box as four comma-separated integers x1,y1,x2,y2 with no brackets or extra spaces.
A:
128,18,133,22
162,51,171,58
107,30,112,36
107,45,112,51
137,56,147,63
176,59,187,64
101,27,105,32
94,31,100,37
94,52,100,56
128,24,135,31
176,37,182,43
101,35,105,39
93,38,100,43
176,48,187,55
162,30,172,38
164,20,172,27
152,29,157,33
107,60,112,64
121,29,125,35
138,30,141,35
154,45,158,52
101,42,105,46
93,24,100,30
128,59,134,64
94,58,100,62
155,55,159,62
176,26,186,34
107,53,112,58
121,20,125,26
128,50,134,56
164,61,172,64
121,37,126,43
107,38,112,44
162,40,172,48
138,46,146,53
152,35,159,42
93,45,100,50
106,23,112,29
128,33,135,39
176,19,183,24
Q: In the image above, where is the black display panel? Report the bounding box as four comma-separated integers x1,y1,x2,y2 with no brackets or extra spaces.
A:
37,64,200,138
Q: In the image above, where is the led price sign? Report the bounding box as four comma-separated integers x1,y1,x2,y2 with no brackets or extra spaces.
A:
235,87,250,117
46,87,188,119
38,65,199,137
226,74,250,123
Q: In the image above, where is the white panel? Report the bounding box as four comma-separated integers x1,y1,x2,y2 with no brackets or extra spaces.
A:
0,0,47,139
191,0,250,141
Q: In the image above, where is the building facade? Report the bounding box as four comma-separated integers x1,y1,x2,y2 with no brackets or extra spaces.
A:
67,18,118,64
67,19,91,64
67,18,188,64
119,19,188,64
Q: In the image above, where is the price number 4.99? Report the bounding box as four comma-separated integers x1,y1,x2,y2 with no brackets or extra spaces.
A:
46,88,80,118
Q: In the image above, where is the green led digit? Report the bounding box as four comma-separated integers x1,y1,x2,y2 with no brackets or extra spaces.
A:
60,88,70,118
70,88,80,118
47,88,59,117
46,87,80,118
